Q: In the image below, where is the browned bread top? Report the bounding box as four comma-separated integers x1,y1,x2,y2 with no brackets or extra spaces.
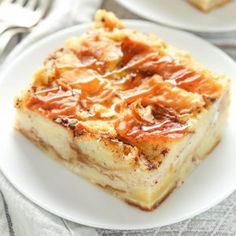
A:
21,10,227,146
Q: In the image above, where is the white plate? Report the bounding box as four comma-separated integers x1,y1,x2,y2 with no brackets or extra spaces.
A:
0,21,236,230
116,0,236,33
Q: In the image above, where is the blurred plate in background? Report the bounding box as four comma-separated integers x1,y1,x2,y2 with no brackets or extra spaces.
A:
116,0,236,32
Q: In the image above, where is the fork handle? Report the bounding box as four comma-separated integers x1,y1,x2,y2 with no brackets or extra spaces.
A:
0,24,8,35
0,27,28,56
0,22,20,35
0,23,14,35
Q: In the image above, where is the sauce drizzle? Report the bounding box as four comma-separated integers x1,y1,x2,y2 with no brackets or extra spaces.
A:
26,29,222,143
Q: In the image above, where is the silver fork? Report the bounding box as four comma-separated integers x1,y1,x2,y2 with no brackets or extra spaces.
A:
0,0,51,55
0,0,51,34
0,27,27,55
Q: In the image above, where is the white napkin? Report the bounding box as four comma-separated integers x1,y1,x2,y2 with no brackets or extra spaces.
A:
0,0,101,235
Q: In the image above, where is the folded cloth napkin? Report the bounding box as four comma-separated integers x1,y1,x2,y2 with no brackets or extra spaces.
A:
1,1,236,236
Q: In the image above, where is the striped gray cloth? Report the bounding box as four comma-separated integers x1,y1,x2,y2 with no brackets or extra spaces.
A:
0,0,236,235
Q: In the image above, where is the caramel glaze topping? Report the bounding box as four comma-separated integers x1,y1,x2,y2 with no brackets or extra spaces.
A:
26,28,223,144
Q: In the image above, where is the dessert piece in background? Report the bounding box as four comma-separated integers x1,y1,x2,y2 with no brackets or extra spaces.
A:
188,0,231,11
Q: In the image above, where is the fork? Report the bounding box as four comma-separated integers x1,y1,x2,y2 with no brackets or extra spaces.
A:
0,27,28,55
0,0,51,55
0,0,51,34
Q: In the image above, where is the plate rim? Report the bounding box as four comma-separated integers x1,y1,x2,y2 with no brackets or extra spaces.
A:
0,20,236,230
115,0,236,33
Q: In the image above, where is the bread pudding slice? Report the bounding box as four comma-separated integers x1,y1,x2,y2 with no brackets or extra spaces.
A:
15,10,230,211
188,0,230,11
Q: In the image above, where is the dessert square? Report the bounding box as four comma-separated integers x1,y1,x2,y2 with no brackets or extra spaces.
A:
15,10,230,210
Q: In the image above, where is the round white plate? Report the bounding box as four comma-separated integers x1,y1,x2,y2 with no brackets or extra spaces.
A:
0,21,236,230
116,0,236,33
